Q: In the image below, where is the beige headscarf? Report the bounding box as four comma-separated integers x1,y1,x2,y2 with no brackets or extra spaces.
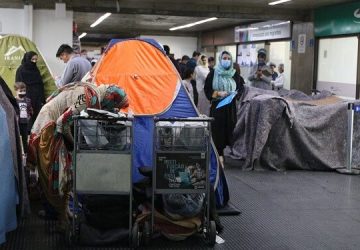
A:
197,54,208,67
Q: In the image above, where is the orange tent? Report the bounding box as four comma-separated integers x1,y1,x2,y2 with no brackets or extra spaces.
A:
92,39,180,115
89,38,228,208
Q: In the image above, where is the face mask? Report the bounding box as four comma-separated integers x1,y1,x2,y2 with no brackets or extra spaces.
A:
18,91,26,98
258,62,266,67
221,59,231,69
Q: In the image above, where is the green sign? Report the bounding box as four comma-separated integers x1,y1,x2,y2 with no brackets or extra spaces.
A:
315,2,360,37
0,35,56,97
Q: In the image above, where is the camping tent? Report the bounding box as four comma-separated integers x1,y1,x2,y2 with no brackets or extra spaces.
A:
91,38,228,207
0,35,56,97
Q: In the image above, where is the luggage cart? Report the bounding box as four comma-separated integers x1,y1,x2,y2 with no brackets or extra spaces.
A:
66,115,140,247
150,117,216,246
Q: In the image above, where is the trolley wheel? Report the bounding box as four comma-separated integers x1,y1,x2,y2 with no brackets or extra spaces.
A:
131,221,140,248
142,220,151,246
205,221,216,246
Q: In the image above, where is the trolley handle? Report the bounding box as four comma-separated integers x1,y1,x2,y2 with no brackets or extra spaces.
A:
154,117,214,122
73,115,133,122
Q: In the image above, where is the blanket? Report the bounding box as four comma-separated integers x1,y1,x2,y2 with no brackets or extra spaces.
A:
226,86,354,171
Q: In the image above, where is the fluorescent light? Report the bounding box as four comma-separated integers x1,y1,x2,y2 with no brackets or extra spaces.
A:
170,17,218,31
90,12,111,28
79,32,87,39
268,0,292,6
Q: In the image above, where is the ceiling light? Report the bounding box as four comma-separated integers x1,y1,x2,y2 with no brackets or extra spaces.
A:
268,0,292,6
169,17,218,31
90,13,111,28
79,32,87,39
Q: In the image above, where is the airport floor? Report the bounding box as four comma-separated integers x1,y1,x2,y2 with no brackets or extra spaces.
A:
2,165,360,250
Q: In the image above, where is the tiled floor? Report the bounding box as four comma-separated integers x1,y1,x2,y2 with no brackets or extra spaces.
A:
2,167,360,249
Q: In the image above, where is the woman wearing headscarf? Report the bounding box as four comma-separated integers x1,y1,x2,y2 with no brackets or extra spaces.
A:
204,51,245,166
15,51,45,123
27,82,128,231
194,54,210,115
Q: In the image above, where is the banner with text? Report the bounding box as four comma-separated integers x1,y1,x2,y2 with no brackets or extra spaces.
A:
235,20,291,43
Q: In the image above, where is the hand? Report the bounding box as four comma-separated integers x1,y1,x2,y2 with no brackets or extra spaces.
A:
256,70,262,78
217,91,229,98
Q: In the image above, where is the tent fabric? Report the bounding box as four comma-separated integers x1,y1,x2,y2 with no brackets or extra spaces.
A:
0,105,18,245
92,38,228,207
106,38,165,54
93,39,179,116
0,35,56,97
226,86,351,171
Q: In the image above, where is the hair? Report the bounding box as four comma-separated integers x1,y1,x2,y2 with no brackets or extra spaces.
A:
269,62,276,67
14,82,26,90
192,51,201,57
183,67,194,80
233,62,240,74
221,51,232,58
208,56,215,62
163,45,170,55
56,44,74,57
181,55,190,61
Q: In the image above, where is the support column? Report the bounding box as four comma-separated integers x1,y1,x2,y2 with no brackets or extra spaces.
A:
23,4,33,40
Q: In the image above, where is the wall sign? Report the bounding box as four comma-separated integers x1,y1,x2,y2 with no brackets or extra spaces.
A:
235,20,291,43
298,34,306,53
315,2,360,37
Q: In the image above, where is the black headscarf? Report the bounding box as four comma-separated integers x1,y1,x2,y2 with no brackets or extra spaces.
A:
15,51,45,117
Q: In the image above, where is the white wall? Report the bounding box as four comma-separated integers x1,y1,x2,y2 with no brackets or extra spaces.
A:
33,9,73,76
0,8,24,35
139,35,197,59
317,36,358,98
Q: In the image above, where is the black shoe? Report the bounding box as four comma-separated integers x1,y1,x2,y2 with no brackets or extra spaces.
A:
215,220,224,234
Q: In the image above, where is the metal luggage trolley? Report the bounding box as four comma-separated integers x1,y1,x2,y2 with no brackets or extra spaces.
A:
151,117,216,246
66,115,139,247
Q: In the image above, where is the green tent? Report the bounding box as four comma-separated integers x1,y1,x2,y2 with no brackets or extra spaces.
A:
0,35,56,97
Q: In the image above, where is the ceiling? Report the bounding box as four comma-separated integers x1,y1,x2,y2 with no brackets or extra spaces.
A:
0,0,356,45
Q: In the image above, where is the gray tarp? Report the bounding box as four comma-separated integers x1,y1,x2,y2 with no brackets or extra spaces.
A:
226,86,356,171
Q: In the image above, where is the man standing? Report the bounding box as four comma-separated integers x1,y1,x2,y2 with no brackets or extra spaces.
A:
186,51,201,70
55,44,91,88
248,48,272,90
271,63,285,90
178,55,190,79
163,45,180,74
269,62,278,81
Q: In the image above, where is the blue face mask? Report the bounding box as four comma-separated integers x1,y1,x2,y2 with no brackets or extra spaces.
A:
221,59,231,69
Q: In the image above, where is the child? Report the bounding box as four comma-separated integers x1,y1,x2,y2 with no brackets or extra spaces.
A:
14,82,33,153
182,67,197,105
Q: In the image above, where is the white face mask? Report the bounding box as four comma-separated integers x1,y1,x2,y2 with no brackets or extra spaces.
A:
17,91,26,97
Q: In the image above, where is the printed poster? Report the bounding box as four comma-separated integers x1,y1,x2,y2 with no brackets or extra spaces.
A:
156,152,206,190
298,34,306,53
